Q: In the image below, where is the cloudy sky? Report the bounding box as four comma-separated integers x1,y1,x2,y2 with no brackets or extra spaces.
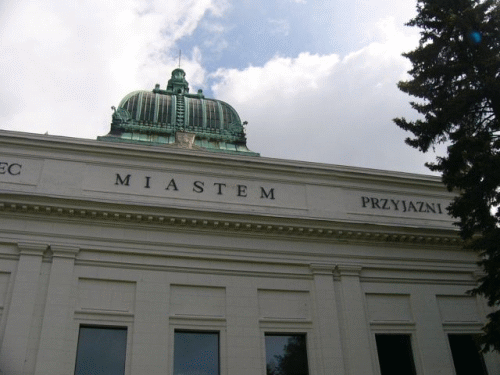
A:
1,0,441,175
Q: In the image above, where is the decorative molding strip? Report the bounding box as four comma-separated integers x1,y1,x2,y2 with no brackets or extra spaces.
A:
0,200,461,247
169,315,227,327
441,322,484,332
360,277,477,286
369,321,416,331
259,318,313,329
74,308,134,323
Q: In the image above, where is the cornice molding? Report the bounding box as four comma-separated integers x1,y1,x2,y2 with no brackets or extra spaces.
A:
0,130,449,190
0,199,461,248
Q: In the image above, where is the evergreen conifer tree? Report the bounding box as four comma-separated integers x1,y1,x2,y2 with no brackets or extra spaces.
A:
394,0,500,351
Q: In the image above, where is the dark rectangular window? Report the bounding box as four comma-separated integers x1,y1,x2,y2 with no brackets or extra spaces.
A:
448,334,488,375
375,334,416,375
265,334,309,375
174,331,219,375
74,326,127,375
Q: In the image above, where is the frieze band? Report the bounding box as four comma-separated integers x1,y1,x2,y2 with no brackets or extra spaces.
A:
115,173,275,200
0,162,22,176
0,164,449,213
362,196,444,214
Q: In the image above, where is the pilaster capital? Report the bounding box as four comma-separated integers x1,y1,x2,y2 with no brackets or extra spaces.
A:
50,244,80,259
17,242,48,256
309,263,336,276
337,264,362,277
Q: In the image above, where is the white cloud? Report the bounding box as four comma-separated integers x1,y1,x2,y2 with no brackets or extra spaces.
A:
212,52,339,100
268,19,291,36
211,18,432,173
0,0,227,138
201,21,229,53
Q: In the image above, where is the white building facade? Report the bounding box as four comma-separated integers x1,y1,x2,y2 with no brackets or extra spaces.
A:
0,70,499,375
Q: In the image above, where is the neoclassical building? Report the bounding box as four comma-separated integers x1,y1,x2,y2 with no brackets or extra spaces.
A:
0,69,498,375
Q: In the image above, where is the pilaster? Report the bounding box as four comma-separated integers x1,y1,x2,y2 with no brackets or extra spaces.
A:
337,264,374,375
34,244,79,375
411,292,454,375
0,242,47,375
310,263,346,375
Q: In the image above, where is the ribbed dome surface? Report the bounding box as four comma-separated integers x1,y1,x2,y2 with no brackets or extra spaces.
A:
117,91,242,135
98,69,258,156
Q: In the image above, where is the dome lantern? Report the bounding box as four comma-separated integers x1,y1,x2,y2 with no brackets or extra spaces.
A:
166,68,189,94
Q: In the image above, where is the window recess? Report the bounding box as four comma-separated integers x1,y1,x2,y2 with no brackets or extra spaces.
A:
74,325,127,375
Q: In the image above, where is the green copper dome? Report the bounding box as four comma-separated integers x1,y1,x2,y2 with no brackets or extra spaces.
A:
98,68,259,156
